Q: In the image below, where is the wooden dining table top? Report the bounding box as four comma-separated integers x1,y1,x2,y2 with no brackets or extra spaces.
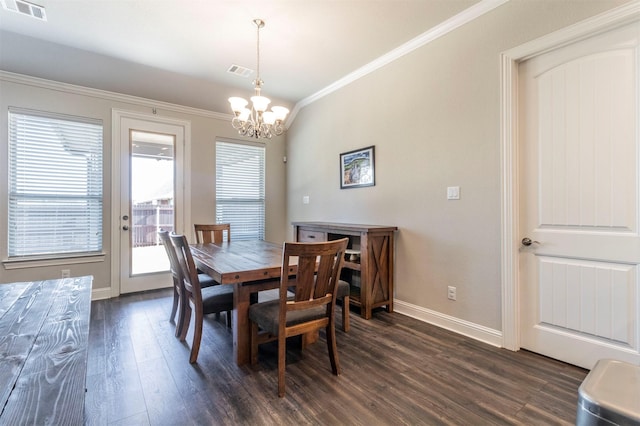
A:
0,276,92,424
190,239,294,285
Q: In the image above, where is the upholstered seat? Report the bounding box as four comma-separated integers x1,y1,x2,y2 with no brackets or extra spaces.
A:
200,285,234,313
248,299,326,335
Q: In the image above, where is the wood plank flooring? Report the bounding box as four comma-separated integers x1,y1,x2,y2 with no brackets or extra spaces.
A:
85,289,587,425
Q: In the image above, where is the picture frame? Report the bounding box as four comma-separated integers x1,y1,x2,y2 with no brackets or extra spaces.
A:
340,146,375,189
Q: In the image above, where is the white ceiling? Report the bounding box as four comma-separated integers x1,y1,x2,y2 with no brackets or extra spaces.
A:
0,0,483,110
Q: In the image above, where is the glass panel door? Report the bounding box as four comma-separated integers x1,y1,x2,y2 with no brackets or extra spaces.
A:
118,115,185,294
130,131,174,275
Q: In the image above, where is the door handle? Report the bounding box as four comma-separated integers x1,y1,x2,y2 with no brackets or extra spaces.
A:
521,237,539,246
122,225,129,231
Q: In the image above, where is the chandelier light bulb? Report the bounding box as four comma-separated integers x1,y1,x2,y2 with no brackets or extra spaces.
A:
251,95,271,113
271,106,289,121
238,108,251,122
263,111,276,125
228,97,249,114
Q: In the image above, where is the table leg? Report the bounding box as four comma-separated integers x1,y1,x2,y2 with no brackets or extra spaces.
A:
233,283,252,365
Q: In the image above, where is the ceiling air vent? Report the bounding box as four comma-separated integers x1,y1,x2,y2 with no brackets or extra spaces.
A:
227,64,253,78
1,0,47,20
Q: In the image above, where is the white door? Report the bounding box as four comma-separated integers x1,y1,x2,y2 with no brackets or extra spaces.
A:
114,112,188,294
519,22,640,369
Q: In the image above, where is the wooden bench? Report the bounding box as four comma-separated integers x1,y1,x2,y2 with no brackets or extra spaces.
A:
0,276,92,424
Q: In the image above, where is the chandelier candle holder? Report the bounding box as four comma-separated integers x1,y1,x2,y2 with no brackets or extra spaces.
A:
229,19,289,139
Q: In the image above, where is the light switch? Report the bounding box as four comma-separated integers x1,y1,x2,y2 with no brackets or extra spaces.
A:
302,195,310,204
447,186,460,200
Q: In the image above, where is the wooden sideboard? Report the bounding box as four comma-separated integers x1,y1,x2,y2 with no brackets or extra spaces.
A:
0,275,93,424
292,222,397,320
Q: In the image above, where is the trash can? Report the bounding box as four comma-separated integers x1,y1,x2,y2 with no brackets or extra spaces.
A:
576,359,640,425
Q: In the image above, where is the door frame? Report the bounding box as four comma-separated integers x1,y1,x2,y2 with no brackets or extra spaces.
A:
500,2,640,351
110,109,192,297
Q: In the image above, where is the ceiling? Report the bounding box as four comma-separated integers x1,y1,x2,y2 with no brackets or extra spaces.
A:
0,0,483,111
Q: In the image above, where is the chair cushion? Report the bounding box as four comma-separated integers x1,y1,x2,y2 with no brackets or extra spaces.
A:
198,274,218,288
201,284,234,314
248,299,326,336
336,280,350,298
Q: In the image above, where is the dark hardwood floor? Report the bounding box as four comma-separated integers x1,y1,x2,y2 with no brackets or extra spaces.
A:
85,289,587,425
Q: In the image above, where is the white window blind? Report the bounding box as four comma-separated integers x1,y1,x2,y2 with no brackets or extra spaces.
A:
8,109,103,257
215,140,265,241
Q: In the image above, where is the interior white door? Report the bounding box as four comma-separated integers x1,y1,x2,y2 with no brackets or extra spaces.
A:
117,116,185,294
519,21,640,369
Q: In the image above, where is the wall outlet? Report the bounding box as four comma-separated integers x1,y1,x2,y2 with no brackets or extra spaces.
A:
302,195,310,204
61,269,71,278
447,285,457,301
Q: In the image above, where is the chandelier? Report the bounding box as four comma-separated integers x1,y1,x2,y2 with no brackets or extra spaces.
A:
228,19,289,139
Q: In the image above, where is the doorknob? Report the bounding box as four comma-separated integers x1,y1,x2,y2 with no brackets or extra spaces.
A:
522,237,539,246
122,225,129,231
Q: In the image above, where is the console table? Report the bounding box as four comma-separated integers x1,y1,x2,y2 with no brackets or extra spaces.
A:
0,276,92,424
293,222,397,319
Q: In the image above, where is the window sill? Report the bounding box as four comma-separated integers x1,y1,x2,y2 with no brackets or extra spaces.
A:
3,253,106,270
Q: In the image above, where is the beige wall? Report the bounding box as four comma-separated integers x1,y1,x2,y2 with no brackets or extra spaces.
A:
0,78,287,291
286,0,633,332
0,0,633,334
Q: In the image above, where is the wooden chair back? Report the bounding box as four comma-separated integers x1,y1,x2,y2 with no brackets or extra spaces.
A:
170,233,203,308
159,230,180,283
193,223,231,244
281,238,349,322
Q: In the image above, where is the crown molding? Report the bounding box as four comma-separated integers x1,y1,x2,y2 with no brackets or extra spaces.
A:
285,0,509,126
0,70,232,121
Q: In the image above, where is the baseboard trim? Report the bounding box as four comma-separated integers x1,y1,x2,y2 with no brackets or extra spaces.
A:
394,299,503,348
91,287,112,301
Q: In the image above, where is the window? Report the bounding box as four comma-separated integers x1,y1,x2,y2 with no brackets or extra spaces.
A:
215,140,265,240
8,109,103,258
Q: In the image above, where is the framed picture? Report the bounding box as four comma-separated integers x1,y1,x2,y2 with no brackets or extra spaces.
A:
340,146,375,189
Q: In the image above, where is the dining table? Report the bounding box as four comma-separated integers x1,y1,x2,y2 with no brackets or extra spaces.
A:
0,276,92,424
190,239,294,366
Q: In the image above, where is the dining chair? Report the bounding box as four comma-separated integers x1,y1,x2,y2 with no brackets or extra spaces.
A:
170,233,235,363
158,230,218,338
248,237,349,397
193,223,231,244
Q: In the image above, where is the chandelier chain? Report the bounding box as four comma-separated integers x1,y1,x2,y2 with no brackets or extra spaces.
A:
256,20,260,84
